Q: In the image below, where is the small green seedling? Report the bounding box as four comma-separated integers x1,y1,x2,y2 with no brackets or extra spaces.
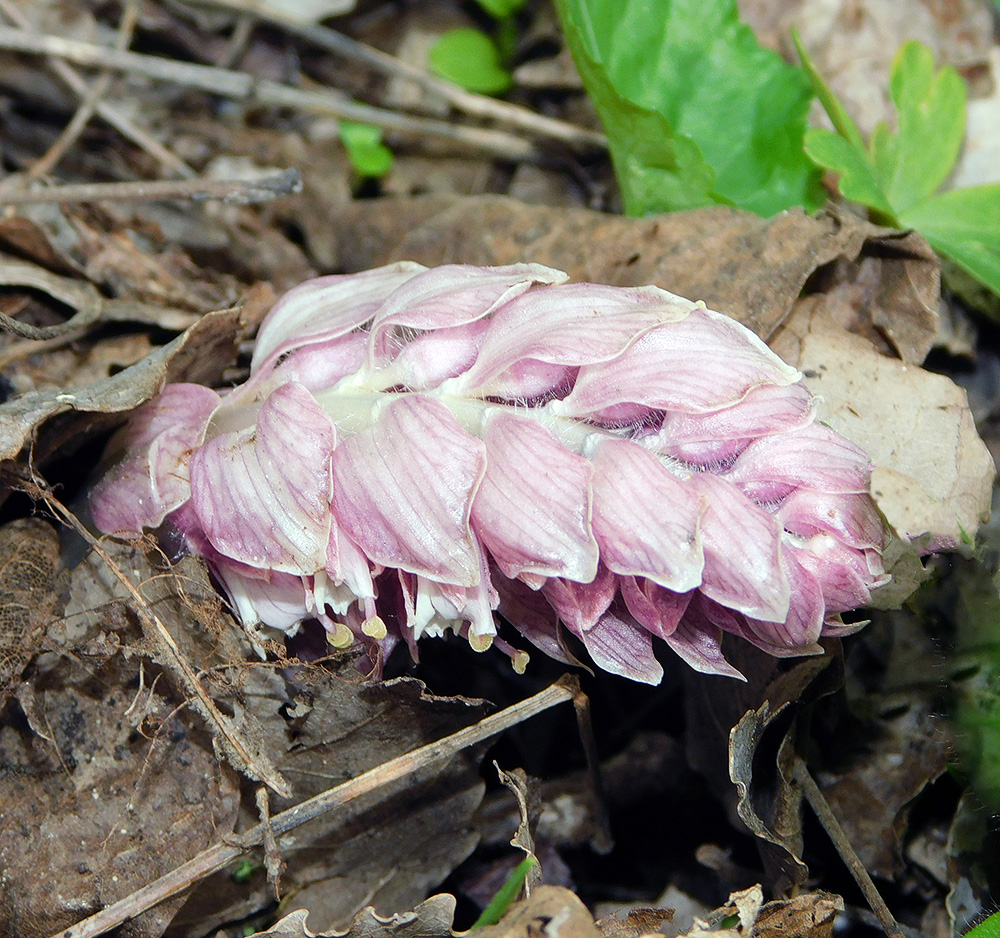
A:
795,34,1000,301
428,28,513,96
428,0,525,96
338,121,394,179
470,856,538,929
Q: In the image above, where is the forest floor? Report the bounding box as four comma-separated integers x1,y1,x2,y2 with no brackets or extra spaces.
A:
0,2,999,938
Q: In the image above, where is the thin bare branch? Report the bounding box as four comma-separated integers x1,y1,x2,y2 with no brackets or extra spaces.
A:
792,756,905,938
0,169,302,207
46,676,578,938
0,26,548,163
16,0,141,185
0,3,195,178
287,23,607,151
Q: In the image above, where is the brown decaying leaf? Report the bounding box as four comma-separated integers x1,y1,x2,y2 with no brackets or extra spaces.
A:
0,303,244,464
326,195,939,361
0,517,60,698
0,579,241,938
251,884,842,938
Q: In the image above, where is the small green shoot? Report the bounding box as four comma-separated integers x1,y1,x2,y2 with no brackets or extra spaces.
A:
232,858,257,884
470,856,538,929
553,0,824,216
428,28,513,96
796,35,1000,301
338,121,394,179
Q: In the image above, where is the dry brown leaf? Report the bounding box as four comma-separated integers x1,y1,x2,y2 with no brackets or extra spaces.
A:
775,321,995,558
328,196,939,361
0,596,241,938
170,668,490,935
0,304,243,464
0,517,60,698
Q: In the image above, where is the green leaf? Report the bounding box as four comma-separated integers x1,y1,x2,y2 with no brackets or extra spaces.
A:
474,0,526,19
338,122,393,178
555,0,824,216
869,41,966,213
803,129,896,221
966,910,1000,938
470,856,538,929
428,28,512,96
900,184,1000,296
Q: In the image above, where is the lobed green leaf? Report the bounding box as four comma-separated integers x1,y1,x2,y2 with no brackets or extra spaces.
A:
803,129,895,220
338,122,394,179
900,185,1000,297
869,41,966,213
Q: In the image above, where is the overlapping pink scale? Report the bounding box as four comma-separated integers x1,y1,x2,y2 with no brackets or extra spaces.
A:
91,264,889,682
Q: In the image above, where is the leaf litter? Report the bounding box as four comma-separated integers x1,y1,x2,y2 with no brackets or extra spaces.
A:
0,1,997,936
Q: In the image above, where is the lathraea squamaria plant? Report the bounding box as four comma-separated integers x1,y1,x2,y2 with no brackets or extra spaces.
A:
91,262,888,683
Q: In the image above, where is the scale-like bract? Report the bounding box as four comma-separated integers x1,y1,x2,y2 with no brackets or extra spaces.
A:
91,263,887,682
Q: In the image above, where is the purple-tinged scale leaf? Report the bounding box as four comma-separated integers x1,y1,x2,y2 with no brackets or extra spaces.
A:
367,263,566,365
690,473,790,622
788,535,888,613
555,308,801,418
723,422,872,502
571,608,664,685
454,283,691,394
471,411,599,582
91,383,220,536
743,548,824,647
619,576,692,639
189,382,335,574
777,488,886,549
251,262,425,374
330,395,487,587
655,382,815,466
590,439,704,591
386,319,489,391
492,569,588,668
664,619,745,680
541,564,617,632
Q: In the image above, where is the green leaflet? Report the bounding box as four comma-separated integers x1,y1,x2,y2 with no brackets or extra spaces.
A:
338,122,393,179
966,910,1000,938
799,38,1000,301
555,0,824,216
428,28,512,96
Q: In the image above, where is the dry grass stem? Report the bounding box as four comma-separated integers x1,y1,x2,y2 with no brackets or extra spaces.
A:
47,676,579,938
0,26,548,163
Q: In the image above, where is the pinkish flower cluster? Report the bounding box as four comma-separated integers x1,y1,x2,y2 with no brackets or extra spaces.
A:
91,263,888,683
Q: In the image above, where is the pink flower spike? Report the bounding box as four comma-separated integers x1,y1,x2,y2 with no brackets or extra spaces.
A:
91,263,892,683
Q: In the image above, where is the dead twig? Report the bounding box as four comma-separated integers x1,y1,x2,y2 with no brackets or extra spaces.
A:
0,2,195,179
46,676,579,938
287,23,607,152
0,168,302,207
14,0,141,186
0,26,548,163
791,756,905,938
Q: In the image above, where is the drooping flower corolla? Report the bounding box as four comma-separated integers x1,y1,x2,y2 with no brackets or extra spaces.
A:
91,263,888,683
